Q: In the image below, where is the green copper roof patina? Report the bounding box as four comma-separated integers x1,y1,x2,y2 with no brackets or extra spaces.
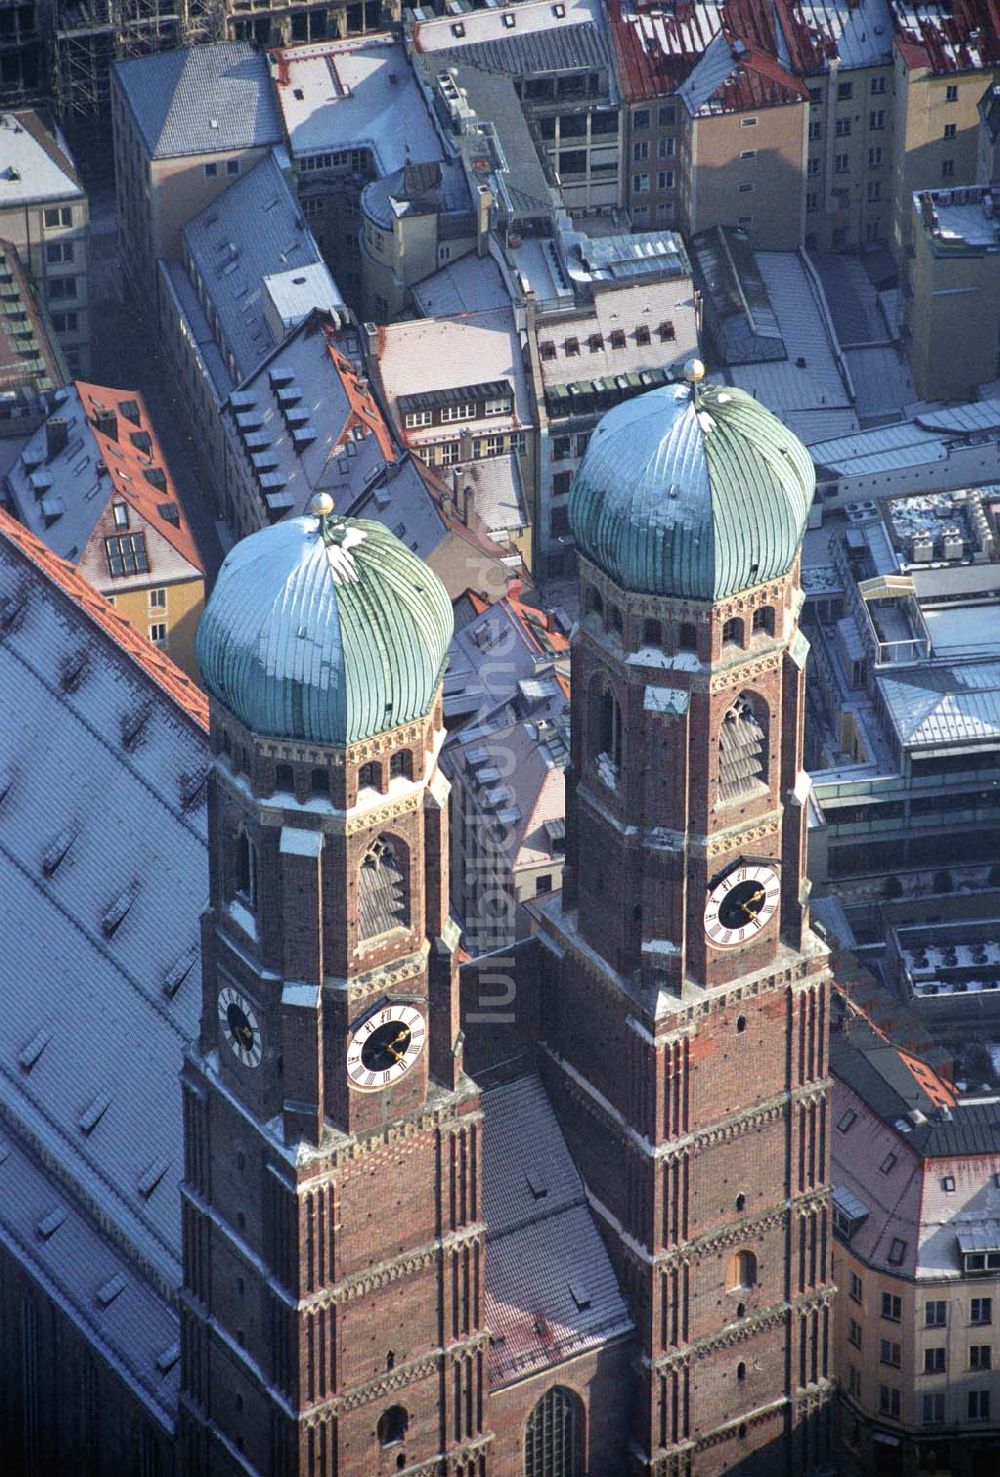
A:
568,367,815,600
196,501,454,746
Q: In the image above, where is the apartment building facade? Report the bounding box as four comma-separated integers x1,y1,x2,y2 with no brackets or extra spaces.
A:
0,110,89,375
910,183,1000,402
832,990,1000,1477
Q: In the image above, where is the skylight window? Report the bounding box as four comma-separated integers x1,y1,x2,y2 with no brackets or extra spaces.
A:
105,532,149,578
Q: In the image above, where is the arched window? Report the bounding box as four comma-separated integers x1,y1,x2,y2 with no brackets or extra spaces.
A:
359,836,408,941
358,760,381,792
275,763,294,792
588,587,604,622
390,750,412,781
609,605,623,636
737,1361,747,1382
311,768,328,797
524,1386,584,1477
752,606,775,637
678,621,697,652
377,1405,408,1447
642,618,662,647
598,688,622,772
236,830,257,911
722,616,744,648
727,1249,758,1292
718,694,768,803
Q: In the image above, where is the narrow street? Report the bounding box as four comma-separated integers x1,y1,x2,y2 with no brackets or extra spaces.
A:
86,182,226,587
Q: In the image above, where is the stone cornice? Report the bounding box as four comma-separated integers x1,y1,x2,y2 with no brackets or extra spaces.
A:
648,1289,837,1377
320,1224,486,1308
323,940,430,1004
299,1338,491,1423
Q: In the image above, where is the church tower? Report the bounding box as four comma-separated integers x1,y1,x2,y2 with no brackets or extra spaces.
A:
179,500,489,1475
534,365,835,1476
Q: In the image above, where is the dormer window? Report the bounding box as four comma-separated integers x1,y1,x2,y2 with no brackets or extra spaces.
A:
112,501,129,528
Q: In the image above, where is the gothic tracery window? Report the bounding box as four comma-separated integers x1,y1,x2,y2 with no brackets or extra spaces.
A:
718,695,768,803
524,1386,584,1477
358,836,408,941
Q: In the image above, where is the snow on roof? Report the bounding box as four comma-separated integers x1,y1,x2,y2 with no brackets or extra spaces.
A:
724,251,858,444
271,36,442,177
414,0,606,55
482,1075,632,1385
113,42,282,161
411,253,515,319
445,593,567,721
182,152,340,385
889,0,1000,76
916,183,1000,252
535,277,697,390
809,400,1000,476
450,452,528,540
226,312,395,522
0,511,209,1418
774,0,895,75
6,383,203,585
878,660,1000,751
378,306,532,450
0,110,83,206
609,0,727,104
0,1133,181,1427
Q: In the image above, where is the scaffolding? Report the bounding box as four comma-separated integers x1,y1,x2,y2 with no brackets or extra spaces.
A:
28,0,387,128
52,0,181,122
0,0,47,112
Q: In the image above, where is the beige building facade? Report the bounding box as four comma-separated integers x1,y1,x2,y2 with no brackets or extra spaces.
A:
111,44,284,313
832,988,1000,1476
891,48,998,263
909,184,1000,402
681,97,808,250
0,110,89,376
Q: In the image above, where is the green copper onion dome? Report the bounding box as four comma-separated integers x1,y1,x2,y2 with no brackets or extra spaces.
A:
196,497,453,746
568,364,815,600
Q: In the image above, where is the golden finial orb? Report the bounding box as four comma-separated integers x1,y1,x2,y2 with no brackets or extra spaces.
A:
684,358,706,384
310,491,335,521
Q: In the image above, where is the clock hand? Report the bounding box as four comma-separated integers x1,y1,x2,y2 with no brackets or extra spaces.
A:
740,887,766,919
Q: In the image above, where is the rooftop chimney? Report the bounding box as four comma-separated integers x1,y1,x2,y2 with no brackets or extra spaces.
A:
94,407,118,441
45,415,68,461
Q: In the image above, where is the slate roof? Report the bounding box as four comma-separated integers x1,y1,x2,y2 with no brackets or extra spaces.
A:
182,151,341,385
5,382,202,587
431,23,610,83
876,661,1000,753
481,1075,632,1385
0,509,209,1424
113,42,282,160
223,310,395,522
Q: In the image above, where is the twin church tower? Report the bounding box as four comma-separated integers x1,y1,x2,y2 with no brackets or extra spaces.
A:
182,366,835,1476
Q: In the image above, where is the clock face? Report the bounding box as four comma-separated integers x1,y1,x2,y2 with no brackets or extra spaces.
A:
346,1004,425,1093
218,985,262,1068
704,864,780,949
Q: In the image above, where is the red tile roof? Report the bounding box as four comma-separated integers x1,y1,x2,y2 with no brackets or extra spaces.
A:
0,508,209,729
74,381,204,575
323,331,397,463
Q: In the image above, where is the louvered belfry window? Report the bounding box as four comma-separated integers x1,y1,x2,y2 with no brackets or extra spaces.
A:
524,1386,583,1477
718,696,767,803
359,836,408,940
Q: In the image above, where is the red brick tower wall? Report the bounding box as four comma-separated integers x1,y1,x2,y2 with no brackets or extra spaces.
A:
180,700,490,1476
538,557,834,1476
